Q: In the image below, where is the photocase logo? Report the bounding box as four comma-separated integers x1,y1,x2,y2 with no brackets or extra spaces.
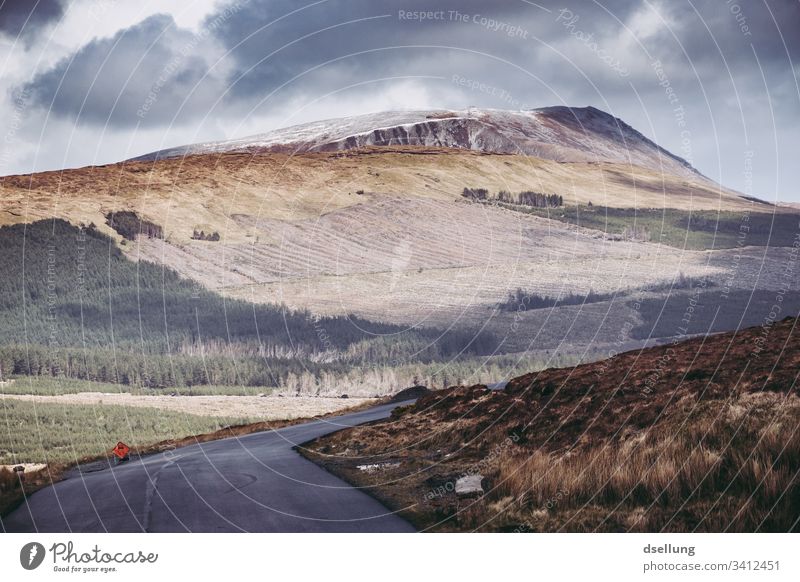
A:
20,542,46,570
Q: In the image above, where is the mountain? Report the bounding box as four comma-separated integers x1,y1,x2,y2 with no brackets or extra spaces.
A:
135,106,700,180
1,106,793,363
2,106,756,243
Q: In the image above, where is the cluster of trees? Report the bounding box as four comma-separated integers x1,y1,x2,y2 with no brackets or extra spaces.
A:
105,211,163,240
275,351,584,397
498,288,614,311
0,219,500,389
462,188,563,208
462,187,490,201
513,191,563,208
0,337,525,395
191,230,220,241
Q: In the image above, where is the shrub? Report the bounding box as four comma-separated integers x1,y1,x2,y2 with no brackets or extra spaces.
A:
462,187,489,201
105,211,163,240
191,230,220,241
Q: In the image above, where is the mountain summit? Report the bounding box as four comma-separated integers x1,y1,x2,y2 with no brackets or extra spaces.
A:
134,106,699,179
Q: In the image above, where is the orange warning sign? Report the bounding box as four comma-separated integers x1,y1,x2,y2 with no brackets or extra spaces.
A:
112,441,130,459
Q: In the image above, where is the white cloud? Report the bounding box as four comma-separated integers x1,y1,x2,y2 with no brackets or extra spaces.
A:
626,0,674,41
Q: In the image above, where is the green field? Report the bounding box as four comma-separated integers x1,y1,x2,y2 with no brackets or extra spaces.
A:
0,399,255,464
493,203,800,250
0,377,274,397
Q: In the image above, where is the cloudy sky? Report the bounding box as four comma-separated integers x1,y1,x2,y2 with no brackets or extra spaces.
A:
1,0,798,201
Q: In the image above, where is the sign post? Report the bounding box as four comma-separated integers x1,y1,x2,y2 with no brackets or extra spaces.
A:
112,441,131,464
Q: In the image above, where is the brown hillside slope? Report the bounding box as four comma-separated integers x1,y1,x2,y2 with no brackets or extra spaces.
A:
302,316,800,532
0,147,755,240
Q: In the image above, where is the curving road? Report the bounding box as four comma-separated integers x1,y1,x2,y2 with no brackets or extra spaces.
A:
2,402,415,533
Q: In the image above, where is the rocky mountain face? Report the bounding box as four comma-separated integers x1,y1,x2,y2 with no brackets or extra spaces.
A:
134,106,700,180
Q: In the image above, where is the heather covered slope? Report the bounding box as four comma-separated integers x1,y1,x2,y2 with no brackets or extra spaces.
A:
301,316,800,532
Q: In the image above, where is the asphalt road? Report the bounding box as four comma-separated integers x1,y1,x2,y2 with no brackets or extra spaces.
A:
2,402,415,533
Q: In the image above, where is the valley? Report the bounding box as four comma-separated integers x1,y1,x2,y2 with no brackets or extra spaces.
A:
1,107,798,531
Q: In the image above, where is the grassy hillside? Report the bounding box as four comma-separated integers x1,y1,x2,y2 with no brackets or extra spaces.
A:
302,316,800,532
0,219,496,388
0,149,757,243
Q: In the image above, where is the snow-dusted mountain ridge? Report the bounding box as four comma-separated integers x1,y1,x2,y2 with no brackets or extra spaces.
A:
134,106,699,179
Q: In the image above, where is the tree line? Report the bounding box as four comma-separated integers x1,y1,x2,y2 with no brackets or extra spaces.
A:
462,187,563,208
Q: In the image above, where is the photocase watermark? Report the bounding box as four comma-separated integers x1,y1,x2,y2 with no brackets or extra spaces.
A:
310,312,336,354
721,150,756,299
452,74,529,109
76,224,88,299
726,0,753,37
398,9,529,39
20,542,46,570
512,488,569,532
45,242,62,375
674,278,710,339
556,8,630,77
751,225,800,357
636,276,712,394
86,0,121,21
20,541,158,573
0,86,31,174
651,59,693,165
397,9,448,22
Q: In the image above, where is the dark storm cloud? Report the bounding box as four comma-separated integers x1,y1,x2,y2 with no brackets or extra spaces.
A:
14,1,800,147
644,0,800,124
202,0,798,119
208,0,627,102
18,13,227,127
206,0,534,102
0,0,64,40
671,0,800,63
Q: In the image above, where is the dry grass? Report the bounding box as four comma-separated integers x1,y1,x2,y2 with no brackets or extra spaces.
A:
0,149,756,244
447,395,800,532
305,394,800,533
1,393,372,419
301,318,800,532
